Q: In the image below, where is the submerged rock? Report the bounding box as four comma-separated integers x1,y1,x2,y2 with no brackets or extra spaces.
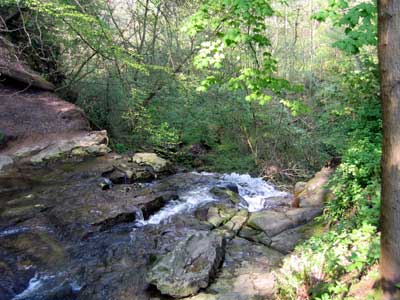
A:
210,186,247,206
147,231,225,298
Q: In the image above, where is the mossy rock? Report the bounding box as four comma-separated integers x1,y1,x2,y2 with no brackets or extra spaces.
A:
210,186,245,205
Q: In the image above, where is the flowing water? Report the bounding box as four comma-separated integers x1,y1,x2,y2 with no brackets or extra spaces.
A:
138,172,289,226
3,169,290,300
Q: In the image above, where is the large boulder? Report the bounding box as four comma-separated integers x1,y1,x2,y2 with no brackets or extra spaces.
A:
247,210,295,237
206,204,237,228
102,153,174,184
296,167,334,207
131,153,172,174
240,207,322,248
147,231,225,298
185,237,283,300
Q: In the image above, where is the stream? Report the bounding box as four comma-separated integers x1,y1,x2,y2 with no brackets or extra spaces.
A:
0,159,294,300
138,172,289,226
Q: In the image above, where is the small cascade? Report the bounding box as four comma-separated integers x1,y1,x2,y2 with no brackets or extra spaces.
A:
12,273,81,300
134,207,144,223
137,172,290,226
221,173,289,212
138,186,216,226
0,227,29,238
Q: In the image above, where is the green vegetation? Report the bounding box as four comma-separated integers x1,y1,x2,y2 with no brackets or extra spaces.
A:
274,2,383,299
276,57,382,299
0,0,391,298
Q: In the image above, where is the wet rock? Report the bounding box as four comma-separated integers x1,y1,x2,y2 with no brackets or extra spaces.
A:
136,192,179,219
98,177,112,190
224,183,239,194
0,252,35,300
75,227,156,300
12,276,78,300
0,222,68,300
147,231,225,298
210,186,246,206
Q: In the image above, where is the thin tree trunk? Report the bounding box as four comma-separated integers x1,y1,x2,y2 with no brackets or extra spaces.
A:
378,1,400,299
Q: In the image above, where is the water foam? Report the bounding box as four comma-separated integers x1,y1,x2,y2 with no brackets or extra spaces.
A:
138,172,289,225
221,173,289,212
137,185,216,226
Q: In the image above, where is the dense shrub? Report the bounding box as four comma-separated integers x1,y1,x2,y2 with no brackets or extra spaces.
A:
276,58,382,300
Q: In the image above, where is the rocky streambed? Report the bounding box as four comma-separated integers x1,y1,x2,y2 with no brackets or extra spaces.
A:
0,152,328,300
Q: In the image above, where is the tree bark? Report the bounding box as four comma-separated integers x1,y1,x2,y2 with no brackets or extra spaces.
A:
378,1,400,299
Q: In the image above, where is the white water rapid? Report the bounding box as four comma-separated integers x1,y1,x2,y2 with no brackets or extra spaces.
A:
138,172,290,226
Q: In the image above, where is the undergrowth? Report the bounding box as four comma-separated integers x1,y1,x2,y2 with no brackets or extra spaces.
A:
276,58,382,300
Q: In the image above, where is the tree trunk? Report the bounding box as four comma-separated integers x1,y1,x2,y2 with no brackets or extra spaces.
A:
378,1,400,299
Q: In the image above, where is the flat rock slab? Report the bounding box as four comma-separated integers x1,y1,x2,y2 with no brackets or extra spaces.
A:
147,231,225,298
247,210,295,237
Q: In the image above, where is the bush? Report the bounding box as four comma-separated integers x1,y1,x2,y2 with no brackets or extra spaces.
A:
276,57,382,300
